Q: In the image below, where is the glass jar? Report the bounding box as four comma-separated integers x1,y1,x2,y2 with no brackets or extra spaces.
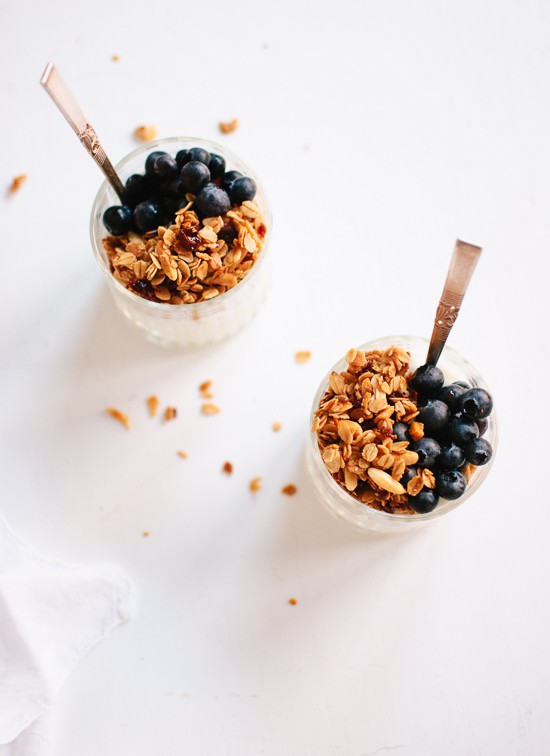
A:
306,335,498,534
90,137,272,348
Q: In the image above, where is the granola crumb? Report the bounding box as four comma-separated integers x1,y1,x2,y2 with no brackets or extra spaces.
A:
134,124,157,142
250,476,261,493
106,407,131,430
282,484,297,496
222,461,233,474
219,118,238,134
177,450,188,459
288,597,298,606
142,531,150,537
295,350,311,364
164,406,177,421
146,395,160,417
112,54,120,62
199,380,213,399
202,403,220,415
8,174,27,194
272,421,282,432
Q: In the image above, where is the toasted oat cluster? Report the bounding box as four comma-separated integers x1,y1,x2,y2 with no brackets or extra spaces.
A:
103,199,266,305
312,346,434,514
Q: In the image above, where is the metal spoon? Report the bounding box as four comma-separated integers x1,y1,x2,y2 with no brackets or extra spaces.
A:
40,62,126,203
425,239,482,365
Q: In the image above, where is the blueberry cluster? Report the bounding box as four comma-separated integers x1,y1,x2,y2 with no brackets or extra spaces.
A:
405,364,494,514
102,147,257,236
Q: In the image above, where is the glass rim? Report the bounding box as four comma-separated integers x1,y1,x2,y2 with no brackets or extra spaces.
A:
308,334,499,523
89,136,273,313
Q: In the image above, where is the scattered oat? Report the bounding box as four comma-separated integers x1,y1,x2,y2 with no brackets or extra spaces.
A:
199,380,214,399
219,118,238,134
202,403,220,415
106,407,131,430
164,406,177,421
134,124,158,142
272,420,282,432
142,531,150,537
288,597,298,606
250,477,261,493
282,484,297,496
146,395,160,417
112,54,120,62
295,351,311,364
177,450,188,459
8,174,27,194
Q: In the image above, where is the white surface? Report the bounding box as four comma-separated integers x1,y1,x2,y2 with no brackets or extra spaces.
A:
0,516,132,753
1,1,549,754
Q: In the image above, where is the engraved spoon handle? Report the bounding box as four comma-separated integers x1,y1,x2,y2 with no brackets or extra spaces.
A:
426,239,482,366
40,62,126,203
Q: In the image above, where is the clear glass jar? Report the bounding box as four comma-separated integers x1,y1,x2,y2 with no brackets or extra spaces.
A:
90,137,272,348
306,335,498,534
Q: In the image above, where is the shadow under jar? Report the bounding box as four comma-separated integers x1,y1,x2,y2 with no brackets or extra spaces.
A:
306,335,498,534
90,137,272,348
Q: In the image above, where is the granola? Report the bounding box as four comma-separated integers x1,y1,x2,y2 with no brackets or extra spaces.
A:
103,199,267,305
106,407,131,430
8,174,27,194
219,118,238,134
312,346,420,514
134,125,157,142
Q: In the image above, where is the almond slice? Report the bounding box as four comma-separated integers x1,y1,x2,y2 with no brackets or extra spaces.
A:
367,467,405,495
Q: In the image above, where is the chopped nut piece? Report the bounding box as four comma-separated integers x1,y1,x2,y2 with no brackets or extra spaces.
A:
134,124,157,141
146,395,160,417
199,380,212,394
219,118,238,134
409,421,424,441
177,450,188,459
202,403,220,415
8,174,27,194
282,484,297,496
164,406,177,421
272,420,282,432
222,461,233,474
288,598,298,606
295,350,311,363
250,476,261,493
106,407,131,430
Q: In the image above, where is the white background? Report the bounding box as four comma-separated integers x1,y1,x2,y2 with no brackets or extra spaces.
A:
1,0,550,754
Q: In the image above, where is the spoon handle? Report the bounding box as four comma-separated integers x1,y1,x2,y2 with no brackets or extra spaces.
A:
40,62,126,203
426,239,482,366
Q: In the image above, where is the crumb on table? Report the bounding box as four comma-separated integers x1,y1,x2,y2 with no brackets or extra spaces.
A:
134,124,158,142
219,118,238,134
222,461,233,474
272,421,282,432
146,395,159,417
106,407,131,430
281,484,297,496
8,174,27,194
202,403,220,415
177,450,188,459
295,351,311,364
164,406,177,421
250,477,261,493
288,597,298,606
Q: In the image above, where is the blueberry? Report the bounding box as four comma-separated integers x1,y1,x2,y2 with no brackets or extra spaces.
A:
410,437,441,469
195,183,231,218
409,489,440,514
222,170,243,193
153,153,178,180
175,149,190,169
439,442,466,469
103,205,133,235
145,150,168,176
164,179,186,199
188,147,211,166
208,153,226,180
401,466,418,488
459,387,493,421
124,174,148,207
448,417,479,445
438,383,467,412
477,418,489,436
435,469,467,500
228,176,257,203
393,422,409,442
417,400,450,434
133,201,161,232
410,364,445,397
180,161,211,193
464,438,493,466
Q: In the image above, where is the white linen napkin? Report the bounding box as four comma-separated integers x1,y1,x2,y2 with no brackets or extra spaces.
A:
0,515,134,754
